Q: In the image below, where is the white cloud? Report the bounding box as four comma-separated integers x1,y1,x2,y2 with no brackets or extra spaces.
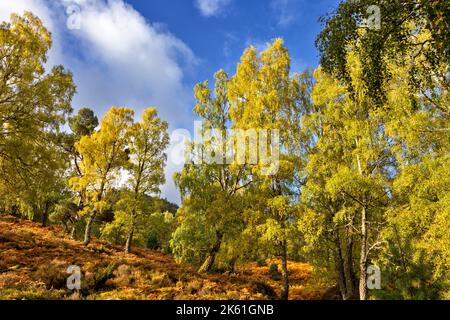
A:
271,0,296,27
0,0,197,204
195,0,230,17
0,0,60,65
68,1,196,124
0,0,51,25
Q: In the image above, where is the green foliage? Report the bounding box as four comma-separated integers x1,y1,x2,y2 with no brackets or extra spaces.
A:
68,108,99,138
374,156,450,299
172,69,250,271
316,0,450,109
0,12,75,221
269,263,281,281
144,212,176,253
171,206,215,266
303,10,450,298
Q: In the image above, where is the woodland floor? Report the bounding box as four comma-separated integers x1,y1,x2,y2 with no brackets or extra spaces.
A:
0,215,338,300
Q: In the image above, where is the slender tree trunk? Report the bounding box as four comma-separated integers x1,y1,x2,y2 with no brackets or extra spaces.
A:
359,206,368,300
125,227,134,254
42,200,50,227
229,257,237,273
344,233,356,299
355,144,369,300
280,240,289,300
70,225,76,239
32,204,39,222
198,231,223,273
125,177,141,254
83,181,105,246
62,220,69,233
333,229,349,300
125,214,135,254
83,212,96,246
12,204,18,217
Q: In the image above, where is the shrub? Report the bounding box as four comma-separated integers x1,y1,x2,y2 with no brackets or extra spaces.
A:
268,263,281,280
33,259,67,290
81,263,117,295
250,280,277,299
150,271,173,288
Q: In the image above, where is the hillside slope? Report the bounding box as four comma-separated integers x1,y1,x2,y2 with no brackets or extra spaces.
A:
0,216,334,300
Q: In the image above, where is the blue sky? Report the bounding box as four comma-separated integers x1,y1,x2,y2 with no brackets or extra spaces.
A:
0,0,341,203
128,0,340,87
128,0,339,91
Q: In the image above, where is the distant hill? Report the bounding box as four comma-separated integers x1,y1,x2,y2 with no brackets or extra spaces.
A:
156,197,179,215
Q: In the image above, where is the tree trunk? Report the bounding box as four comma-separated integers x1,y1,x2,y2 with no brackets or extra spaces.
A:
125,206,138,253
62,220,69,233
42,200,50,227
333,229,349,300
280,240,289,300
344,233,356,299
355,146,368,300
83,181,104,246
31,204,39,222
125,223,134,254
70,225,76,239
198,231,223,273
11,204,18,217
229,256,238,273
359,206,368,300
83,212,96,246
